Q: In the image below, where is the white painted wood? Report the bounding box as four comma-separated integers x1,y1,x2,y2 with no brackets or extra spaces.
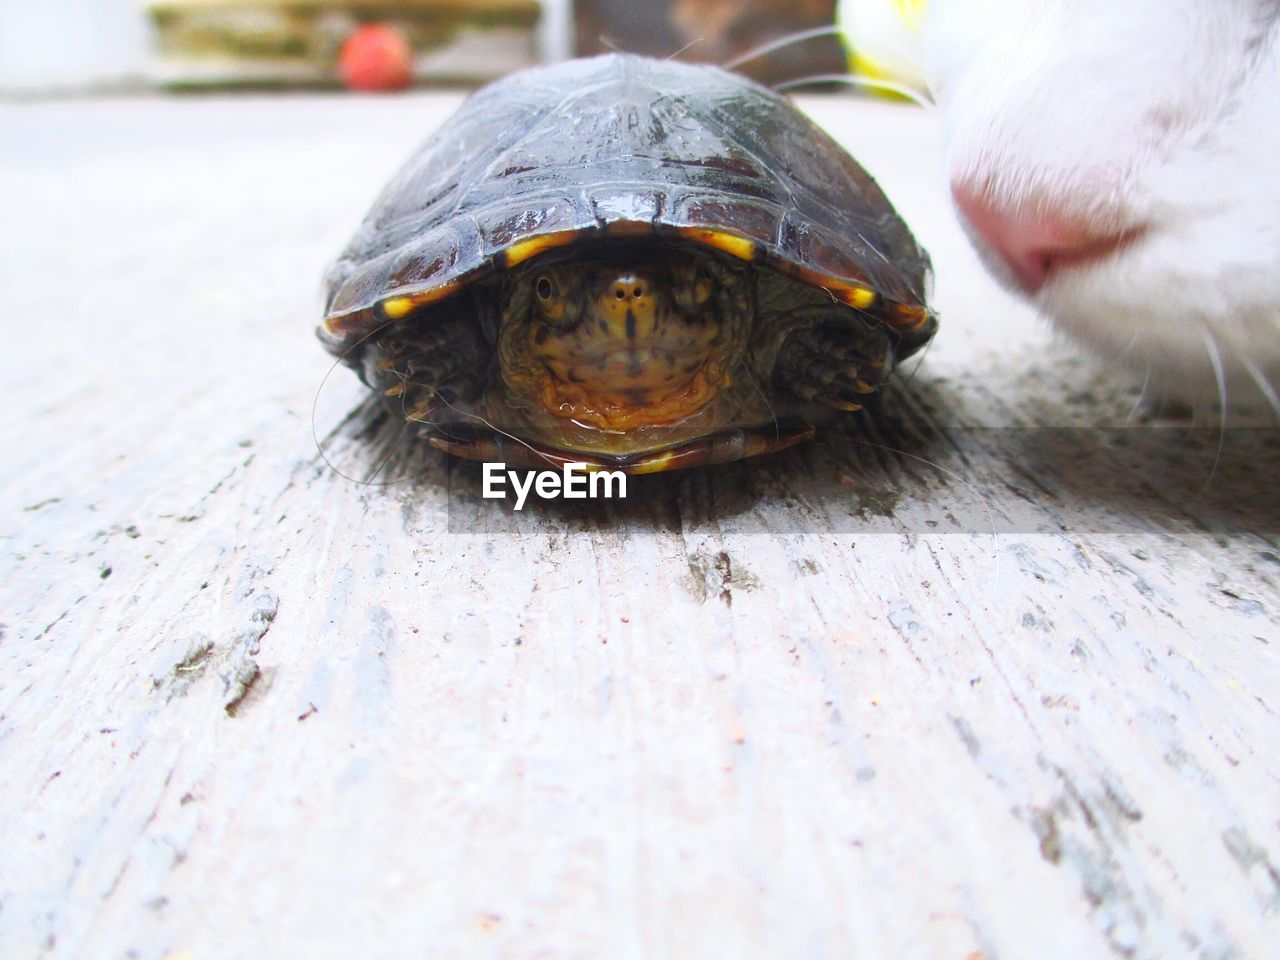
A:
2,93,1278,960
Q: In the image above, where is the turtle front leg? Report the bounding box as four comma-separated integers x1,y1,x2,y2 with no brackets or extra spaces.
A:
773,321,892,413
364,302,492,424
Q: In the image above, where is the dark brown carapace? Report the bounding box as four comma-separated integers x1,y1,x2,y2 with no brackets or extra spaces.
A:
320,54,936,474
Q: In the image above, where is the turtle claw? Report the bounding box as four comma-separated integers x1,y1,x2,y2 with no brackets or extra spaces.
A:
815,395,863,412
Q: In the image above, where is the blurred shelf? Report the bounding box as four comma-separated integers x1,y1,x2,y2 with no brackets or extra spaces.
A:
147,0,540,88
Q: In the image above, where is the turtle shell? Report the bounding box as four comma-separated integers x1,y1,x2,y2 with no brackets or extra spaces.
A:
319,53,935,359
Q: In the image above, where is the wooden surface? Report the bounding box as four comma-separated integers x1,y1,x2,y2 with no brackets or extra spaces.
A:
2,92,1278,959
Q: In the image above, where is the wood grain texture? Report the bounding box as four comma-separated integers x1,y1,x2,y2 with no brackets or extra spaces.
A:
1,93,1278,960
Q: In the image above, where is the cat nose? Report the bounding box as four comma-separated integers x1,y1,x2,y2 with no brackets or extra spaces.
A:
951,182,1138,294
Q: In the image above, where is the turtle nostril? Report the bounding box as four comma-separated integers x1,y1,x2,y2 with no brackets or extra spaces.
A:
610,274,648,302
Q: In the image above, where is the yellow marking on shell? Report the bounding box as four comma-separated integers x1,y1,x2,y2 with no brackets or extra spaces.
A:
679,228,758,261
381,297,417,319
321,315,355,336
503,230,584,267
379,281,460,320
885,304,933,332
784,264,882,309
828,283,879,310
853,379,877,395
384,383,404,397
908,308,934,331
626,451,679,475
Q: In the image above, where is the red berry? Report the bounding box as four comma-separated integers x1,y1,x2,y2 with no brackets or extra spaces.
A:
339,24,413,92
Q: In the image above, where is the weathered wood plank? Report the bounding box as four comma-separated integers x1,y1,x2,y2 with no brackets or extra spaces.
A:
1,93,1277,960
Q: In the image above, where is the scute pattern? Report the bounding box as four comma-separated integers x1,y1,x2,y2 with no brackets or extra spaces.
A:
322,53,933,357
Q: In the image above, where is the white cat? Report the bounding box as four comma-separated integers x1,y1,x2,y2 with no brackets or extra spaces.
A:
855,0,1280,411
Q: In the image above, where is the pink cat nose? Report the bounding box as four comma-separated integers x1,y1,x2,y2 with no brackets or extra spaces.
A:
951,182,1140,294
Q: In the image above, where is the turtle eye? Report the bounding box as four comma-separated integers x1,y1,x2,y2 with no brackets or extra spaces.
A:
532,271,579,326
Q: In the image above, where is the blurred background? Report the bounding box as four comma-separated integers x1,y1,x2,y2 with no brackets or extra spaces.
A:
0,0,923,96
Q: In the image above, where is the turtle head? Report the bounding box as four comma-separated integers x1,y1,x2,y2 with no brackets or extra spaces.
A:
365,242,888,471
498,247,749,438
529,259,716,336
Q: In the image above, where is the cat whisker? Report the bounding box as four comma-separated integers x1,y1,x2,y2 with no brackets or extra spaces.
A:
771,72,934,106
885,334,934,392
720,25,845,71
1197,324,1228,487
311,317,400,484
844,23,929,75
426,388,567,471
1125,365,1152,425
1239,353,1280,422
360,419,412,487
665,37,703,61
741,363,782,446
1115,325,1141,364
850,436,1002,590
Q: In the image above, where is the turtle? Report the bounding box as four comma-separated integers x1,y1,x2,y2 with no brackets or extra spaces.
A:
319,53,936,475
